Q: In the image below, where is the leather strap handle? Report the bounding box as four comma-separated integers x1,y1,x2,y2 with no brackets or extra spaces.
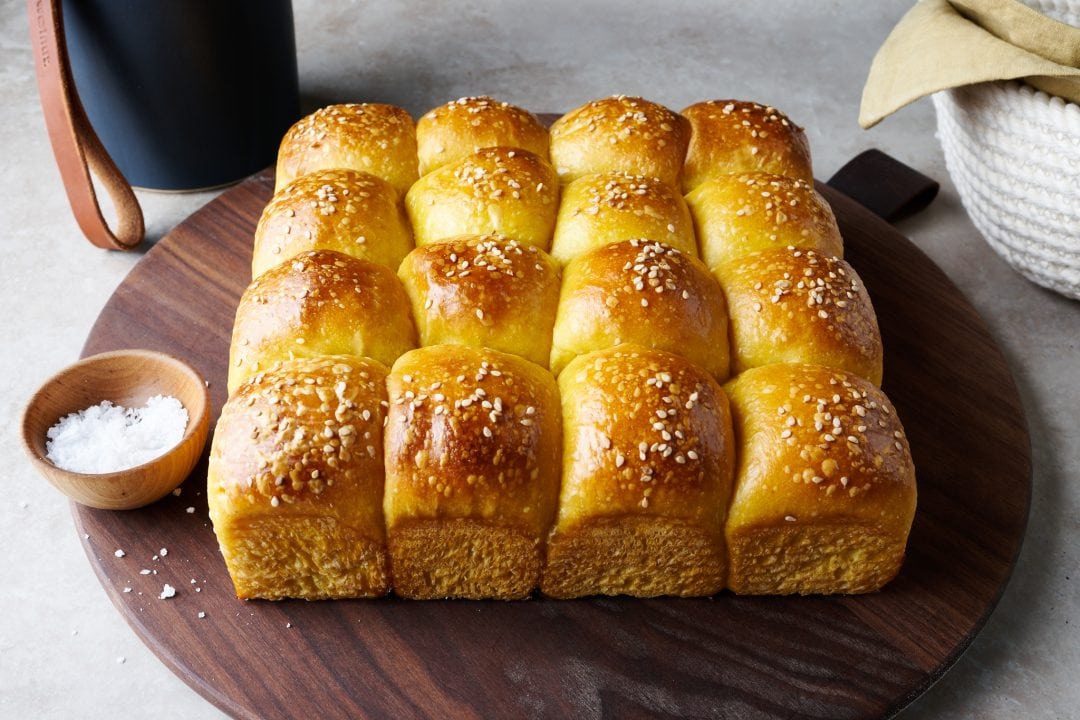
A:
826,149,939,224
28,0,144,250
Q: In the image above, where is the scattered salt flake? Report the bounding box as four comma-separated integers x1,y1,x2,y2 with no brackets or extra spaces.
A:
197,612,206,619
139,569,151,575
71,630,78,636
122,587,132,593
286,622,292,628
117,657,126,664
45,396,188,474
19,501,28,509
114,549,126,558
185,507,195,514
172,488,183,497
159,584,176,600
195,587,202,593
159,548,168,557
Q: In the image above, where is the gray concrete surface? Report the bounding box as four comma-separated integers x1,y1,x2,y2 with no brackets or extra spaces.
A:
2,0,1076,717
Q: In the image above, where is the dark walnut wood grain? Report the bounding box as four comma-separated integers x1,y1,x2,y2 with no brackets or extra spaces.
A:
76,161,1030,719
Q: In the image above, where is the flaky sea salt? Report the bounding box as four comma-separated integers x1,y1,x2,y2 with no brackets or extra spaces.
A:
45,396,188,474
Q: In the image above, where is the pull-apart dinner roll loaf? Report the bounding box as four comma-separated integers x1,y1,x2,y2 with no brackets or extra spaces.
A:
405,147,559,250
252,169,413,278
549,171,696,265
383,345,562,599
686,172,843,269
714,247,883,385
541,345,736,598
550,239,729,379
416,96,550,176
208,356,391,600
275,103,418,196
228,250,417,394
724,364,916,595
549,95,691,187
680,100,814,193
397,234,561,368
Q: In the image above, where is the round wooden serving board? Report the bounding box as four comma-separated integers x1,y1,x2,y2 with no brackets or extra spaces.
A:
75,159,1030,719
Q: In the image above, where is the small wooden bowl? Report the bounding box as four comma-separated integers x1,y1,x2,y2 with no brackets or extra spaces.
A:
21,349,211,510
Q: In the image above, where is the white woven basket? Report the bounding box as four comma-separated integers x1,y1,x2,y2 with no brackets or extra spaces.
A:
931,0,1080,299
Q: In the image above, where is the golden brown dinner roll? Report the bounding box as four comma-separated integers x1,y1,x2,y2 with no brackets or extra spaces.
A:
405,147,559,250
383,345,562,599
416,96,550,175
252,169,414,278
397,234,561,368
549,239,729,379
686,172,843,269
548,171,697,265
227,250,417,394
542,345,736,598
549,95,691,187
680,100,814,193
714,247,882,385
208,355,391,600
724,363,916,595
274,103,418,196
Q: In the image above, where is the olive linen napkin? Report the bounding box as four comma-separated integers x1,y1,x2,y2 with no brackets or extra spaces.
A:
860,0,1080,128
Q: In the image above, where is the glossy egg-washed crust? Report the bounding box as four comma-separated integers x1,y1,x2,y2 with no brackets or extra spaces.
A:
714,247,883,385
680,99,814,193
550,239,729,379
549,95,691,187
274,103,419,196
208,356,391,599
542,345,735,598
405,146,559,250
416,96,551,176
687,171,844,270
723,363,916,595
383,345,562,599
397,234,561,369
211,96,917,600
549,171,696,265
227,250,417,394
252,169,414,278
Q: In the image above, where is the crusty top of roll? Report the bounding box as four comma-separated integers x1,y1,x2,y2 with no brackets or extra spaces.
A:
549,95,691,187
556,344,734,524
680,100,813,193
228,250,416,393
714,247,882,385
275,103,418,196
687,171,843,269
550,239,729,379
383,345,562,537
397,233,561,367
416,96,550,176
550,171,696,264
405,146,559,250
724,363,915,532
253,168,413,278
209,355,389,524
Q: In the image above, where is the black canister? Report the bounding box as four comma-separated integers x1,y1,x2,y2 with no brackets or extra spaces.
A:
62,0,300,191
